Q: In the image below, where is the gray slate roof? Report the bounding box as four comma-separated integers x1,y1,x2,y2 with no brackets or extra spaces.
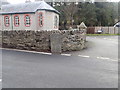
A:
1,1,59,14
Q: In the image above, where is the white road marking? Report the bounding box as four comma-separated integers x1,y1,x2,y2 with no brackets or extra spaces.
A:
109,59,118,62
96,56,118,62
0,79,2,82
61,54,71,56
78,55,90,58
0,48,52,55
97,57,110,60
103,38,106,39
39,52,52,55
0,48,118,62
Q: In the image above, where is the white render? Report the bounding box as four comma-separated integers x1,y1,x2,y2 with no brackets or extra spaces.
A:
0,1,59,31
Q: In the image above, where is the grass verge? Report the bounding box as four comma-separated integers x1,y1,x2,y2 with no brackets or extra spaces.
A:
87,34,120,36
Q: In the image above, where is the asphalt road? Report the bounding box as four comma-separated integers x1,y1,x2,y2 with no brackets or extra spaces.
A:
0,51,2,89
64,36,118,61
1,36,118,88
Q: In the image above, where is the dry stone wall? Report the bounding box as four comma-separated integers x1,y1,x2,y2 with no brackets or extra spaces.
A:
61,30,86,52
2,29,86,53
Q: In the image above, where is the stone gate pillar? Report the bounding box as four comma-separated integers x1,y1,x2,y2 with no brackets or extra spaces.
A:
50,33,62,54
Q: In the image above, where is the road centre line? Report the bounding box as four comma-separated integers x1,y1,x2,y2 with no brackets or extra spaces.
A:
61,54,71,56
109,59,118,62
78,55,90,58
96,56,118,62
0,79,2,82
97,57,110,60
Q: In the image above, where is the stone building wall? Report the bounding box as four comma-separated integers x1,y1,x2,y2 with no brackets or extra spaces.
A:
1,29,86,53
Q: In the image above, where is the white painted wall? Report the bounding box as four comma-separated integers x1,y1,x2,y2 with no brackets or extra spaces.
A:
12,14,37,30
35,10,45,31
1,10,59,30
36,10,59,30
45,11,55,30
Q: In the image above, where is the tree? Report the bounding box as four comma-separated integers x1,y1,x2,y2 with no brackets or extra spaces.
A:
76,2,97,26
53,1,118,29
118,2,120,20
63,3,78,28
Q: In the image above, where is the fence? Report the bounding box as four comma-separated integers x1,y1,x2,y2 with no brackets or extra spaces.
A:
87,26,119,34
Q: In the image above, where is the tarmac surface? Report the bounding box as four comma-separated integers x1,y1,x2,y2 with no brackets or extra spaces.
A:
0,36,118,88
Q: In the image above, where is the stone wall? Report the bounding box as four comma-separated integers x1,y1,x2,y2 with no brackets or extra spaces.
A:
61,30,86,52
1,29,86,53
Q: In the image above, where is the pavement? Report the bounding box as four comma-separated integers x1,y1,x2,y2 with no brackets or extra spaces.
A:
0,36,118,88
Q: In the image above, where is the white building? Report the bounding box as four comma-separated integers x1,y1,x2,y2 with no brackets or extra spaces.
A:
0,1,59,30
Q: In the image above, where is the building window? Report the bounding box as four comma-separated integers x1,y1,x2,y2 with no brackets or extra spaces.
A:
54,15,58,28
39,12,43,27
24,14,31,27
4,15,10,27
14,15,20,27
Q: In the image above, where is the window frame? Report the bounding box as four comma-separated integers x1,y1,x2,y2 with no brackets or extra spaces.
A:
24,14,31,27
14,15,20,27
4,15,10,27
38,12,44,27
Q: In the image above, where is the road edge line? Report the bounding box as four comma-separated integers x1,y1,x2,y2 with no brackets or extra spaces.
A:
0,48,52,55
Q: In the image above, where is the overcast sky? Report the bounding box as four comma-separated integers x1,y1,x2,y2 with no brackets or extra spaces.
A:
7,0,120,4
7,0,34,4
